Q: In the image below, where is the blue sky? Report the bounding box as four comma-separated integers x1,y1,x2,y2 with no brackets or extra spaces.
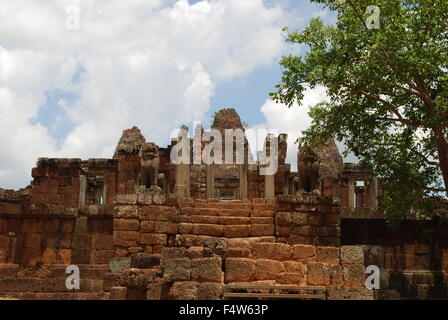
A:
0,0,336,189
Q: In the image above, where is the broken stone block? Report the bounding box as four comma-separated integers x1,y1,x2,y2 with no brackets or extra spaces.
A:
108,257,131,273
203,238,227,258
254,259,285,281
119,268,159,289
197,282,224,300
163,258,191,282
191,257,223,283
225,258,255,283
340,246,364,265
169,281,199,300
131,253,160,269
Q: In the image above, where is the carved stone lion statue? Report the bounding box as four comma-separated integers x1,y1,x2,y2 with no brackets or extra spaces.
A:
138,143,160,188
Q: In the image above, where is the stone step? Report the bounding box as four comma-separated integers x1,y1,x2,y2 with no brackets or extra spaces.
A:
0,278,104,293
0,292,109,300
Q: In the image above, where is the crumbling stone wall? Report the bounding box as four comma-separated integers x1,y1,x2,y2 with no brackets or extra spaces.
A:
276,194,341,247
110,241,372,300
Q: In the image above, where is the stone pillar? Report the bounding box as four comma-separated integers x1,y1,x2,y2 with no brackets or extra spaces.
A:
348,179,355,208
79,175,86,206
265,174,275,199
239,164,248,200
206,165,215,199
175,164,190,198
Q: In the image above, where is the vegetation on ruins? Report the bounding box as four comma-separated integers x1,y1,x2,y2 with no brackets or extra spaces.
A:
272,0,448,225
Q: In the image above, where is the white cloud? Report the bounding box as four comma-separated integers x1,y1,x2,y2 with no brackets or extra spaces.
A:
0,0,292,189
258,86,329,171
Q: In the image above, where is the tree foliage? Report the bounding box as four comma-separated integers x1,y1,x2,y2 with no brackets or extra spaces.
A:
271,0,448,225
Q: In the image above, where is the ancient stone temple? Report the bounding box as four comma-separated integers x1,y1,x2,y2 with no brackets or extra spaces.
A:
0,108,447,300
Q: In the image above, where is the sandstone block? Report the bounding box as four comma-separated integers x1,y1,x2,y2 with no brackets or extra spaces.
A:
249,224,275,237
169,281,199,300
163,258,191,282
316,246,340,265
191,257,223,283
343,264,365,288
251,243,292,261
131,253,160,269
197,282,224,300
225,258,255,283
254,259,285,281
340,246,364,265
292,245,316,261
113,231,139,247
224,225,250,238
276,272,307,285
108,257,131,273
140,233,167,246
307,263,331,286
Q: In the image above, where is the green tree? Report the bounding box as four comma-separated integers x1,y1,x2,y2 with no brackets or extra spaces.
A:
271,0,448,224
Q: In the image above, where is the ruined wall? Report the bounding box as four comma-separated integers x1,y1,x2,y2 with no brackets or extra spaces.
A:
111,241,373,300
276,194,341,247
0,207,113,266
31,158,81,207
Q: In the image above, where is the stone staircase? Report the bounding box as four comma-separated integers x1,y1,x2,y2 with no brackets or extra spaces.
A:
179,199,275,238
0,264,110,300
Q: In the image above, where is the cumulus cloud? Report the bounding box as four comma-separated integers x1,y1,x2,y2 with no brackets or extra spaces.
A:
257,86,329,171
0,0,296,189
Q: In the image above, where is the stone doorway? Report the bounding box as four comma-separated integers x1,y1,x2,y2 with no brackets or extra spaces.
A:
214,165,240,200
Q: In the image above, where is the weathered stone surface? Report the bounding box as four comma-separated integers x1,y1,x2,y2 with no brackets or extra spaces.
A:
282,261,307,274
161,247,186,266
146,282,163,300
276,272,307,285
316,246,339,265
110,286,127,300
108,257,131,273
340,246,364,265
130,253,160,269
292,244,316,261
203,238,227,258
114,231,139,247
114,219,140,231
225,258,255,283
342,264,365,288
119,268,159,288
114,126,145,158
169,281,199,300
191,257,223,283
163,258,191,282
254,259,285,281
197,282,224,300
307,263,332,286
251,243,292,261
327,286,374,300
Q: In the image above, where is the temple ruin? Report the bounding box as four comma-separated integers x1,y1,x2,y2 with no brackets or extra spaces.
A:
0,108,447,300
